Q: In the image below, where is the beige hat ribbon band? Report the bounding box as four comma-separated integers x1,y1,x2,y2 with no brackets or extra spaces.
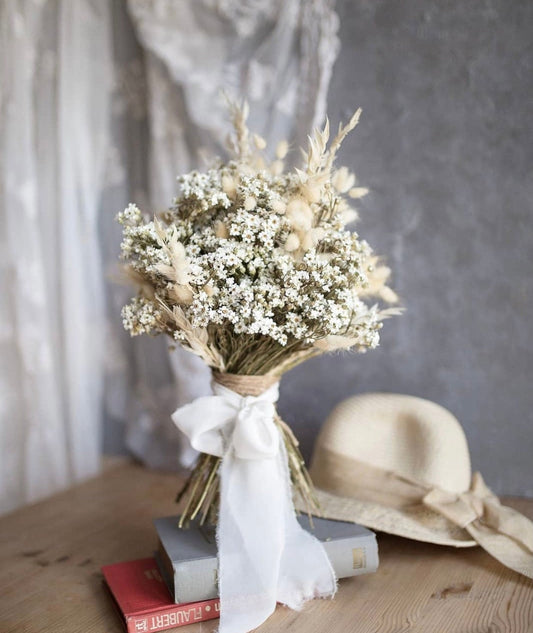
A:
313,449,533,578
311,448,428,509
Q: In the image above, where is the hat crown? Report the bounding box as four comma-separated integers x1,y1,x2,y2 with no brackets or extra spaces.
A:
311,393,471,494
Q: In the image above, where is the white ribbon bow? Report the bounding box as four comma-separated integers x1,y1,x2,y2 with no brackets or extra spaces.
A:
172,382,336,633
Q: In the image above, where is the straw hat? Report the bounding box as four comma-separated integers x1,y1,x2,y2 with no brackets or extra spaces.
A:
304,393,533,579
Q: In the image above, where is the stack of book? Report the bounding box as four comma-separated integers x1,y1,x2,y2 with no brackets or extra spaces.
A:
102,515,378,632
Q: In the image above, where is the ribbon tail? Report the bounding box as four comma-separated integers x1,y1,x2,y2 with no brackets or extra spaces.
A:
465,505,533,579
217,435,336,633
217,446,283,633
467,473,533,579
276,441,337,608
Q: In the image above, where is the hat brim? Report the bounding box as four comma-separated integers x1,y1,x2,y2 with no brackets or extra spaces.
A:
305,488,477,548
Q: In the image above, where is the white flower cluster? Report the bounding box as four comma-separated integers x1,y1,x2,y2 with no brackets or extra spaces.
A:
121,296,164,336
118,107,398,367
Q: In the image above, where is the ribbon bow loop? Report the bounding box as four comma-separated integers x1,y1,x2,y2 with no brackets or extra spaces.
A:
423,487,480,529
171,382,280,459
424,473,514,529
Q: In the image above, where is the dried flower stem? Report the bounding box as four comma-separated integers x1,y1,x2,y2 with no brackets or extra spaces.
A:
177,412,321,527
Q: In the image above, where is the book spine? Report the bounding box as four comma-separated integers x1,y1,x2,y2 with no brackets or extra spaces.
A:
126,599,220,633
169,533,378,603
174,557,219,604
155,541,176,598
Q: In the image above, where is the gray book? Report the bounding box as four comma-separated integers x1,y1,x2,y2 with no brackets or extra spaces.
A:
154,515,379,604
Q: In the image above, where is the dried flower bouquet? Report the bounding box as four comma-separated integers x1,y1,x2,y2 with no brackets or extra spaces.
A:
118,102,400,527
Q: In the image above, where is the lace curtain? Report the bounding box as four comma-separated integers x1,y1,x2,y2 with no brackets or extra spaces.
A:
1,0,113,514
0,0,339,514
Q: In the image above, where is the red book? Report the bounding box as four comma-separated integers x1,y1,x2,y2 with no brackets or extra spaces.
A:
102,557,220,633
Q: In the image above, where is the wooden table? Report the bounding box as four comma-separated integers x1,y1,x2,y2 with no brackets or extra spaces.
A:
1,460,532,633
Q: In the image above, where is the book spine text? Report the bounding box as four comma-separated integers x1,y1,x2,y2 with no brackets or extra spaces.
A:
126,599,220,633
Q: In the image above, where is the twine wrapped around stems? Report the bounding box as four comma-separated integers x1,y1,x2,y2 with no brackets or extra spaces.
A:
212,372,278,396
175,372,321,528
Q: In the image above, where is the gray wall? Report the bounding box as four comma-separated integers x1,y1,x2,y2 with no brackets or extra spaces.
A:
280,0,533,496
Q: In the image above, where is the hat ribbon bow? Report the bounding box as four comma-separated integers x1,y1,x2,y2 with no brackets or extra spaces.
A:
423,472,533,578
172,381,336,633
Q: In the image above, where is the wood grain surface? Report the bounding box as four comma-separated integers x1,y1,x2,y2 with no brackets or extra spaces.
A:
1,460,532,633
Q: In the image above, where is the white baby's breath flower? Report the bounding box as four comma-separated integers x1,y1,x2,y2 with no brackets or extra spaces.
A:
117,203,143,227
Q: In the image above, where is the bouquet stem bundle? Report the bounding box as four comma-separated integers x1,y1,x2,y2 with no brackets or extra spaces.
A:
176,372,319,528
